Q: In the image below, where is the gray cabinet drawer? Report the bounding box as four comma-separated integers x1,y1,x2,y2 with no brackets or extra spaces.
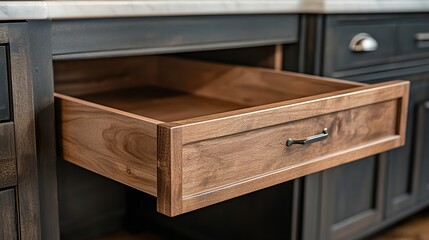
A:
398,23,429,57
0,46,9,122
325,24,396,73
324,15,429,77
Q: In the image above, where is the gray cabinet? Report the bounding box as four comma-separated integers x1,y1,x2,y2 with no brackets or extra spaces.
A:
417,100,429,202
319,156,384,240
304,69,429,240
384,75,429,217
300,14,429,240
415,80,429,203
0,189,17,240
0,23,42,240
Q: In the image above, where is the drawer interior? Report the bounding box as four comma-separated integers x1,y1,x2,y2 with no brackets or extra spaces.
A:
53,50,410,218
54,55,363,123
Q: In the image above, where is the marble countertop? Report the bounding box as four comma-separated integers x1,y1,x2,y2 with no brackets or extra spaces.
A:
2,0,429,20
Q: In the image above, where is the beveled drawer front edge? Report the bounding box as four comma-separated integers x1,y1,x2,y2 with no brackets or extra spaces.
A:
177,81,408,144
55,93,159,197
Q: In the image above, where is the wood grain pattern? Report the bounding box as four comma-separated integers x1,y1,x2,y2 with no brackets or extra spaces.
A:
55,93,160,196
181,100,397,197
156,57,363,106
8,23,41,240
0,189,17,240
80,86,248,122
273,44,283,70
54,56,159,97
157,124,183,216
54,55,363,105
177,81,408,144
170,81,409,215
372,208,429,240
54,56,409,216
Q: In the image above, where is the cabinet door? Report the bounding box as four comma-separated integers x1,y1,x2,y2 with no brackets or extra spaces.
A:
319,156,384,240
417,99,429,202
382,75,429,217
0,189,17,240
384,80,420,217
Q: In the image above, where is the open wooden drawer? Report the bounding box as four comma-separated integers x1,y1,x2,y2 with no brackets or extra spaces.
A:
54,56,409,216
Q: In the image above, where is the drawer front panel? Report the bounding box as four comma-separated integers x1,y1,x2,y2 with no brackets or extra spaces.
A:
325,24,395,73
0,46,9,122
159,81,408,216
181,100,397,197
398,23,429,57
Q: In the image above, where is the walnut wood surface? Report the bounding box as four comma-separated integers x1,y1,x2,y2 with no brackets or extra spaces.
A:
80,86,248,122
176,81,408,144
162,80,409,216
54,56,409,216
182,100,397,197
55,93,159,196
156,57,363,106
54,56,159,97
157,124,183,216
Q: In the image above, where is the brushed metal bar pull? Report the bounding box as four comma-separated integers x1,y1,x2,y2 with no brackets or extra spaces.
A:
415,33,429,41
286,128,329,147
424,101,429,110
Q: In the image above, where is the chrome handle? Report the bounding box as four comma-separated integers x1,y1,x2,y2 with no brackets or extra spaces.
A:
415,33,429,41
286,128,329,147
349,33,378,52
425,101,429,110
415,33,429,48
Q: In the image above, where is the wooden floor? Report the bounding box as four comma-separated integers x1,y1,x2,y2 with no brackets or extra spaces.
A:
97,208,429,240
370,208,429,240
98,231,166,240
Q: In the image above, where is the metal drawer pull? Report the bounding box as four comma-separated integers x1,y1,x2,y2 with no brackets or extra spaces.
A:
415,33,429,48
415,33,429,41
349,33,378,52
425,101,429,109
286,128,329,147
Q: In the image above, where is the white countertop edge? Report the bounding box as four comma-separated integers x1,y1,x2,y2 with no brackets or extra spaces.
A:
0,2,47,20
1,1,429,20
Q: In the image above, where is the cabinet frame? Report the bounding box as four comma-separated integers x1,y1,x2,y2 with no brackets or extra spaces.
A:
1,23,41,240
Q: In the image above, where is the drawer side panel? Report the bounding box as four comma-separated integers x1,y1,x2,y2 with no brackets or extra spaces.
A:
55,94,159,196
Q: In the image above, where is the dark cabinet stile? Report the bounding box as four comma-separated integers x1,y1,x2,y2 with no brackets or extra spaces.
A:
0,189,18,240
